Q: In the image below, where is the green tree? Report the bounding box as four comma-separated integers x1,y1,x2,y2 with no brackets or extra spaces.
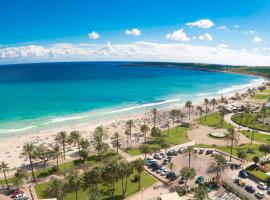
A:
51,144,62,171
204,98,209,121
0,161,10,189
20,142,36,182
133,159,145,190
66,173,82,200
210,98,217,111
208,154,227,181
125,120,134,146
13,169,28,189
35,144,51,168
111,132,122,154
55,131,69,160
219,106,225,127
161,142,170,153
140,145,151,159
237,150,247,165
118,160,133,195
166,121,170,136
252,156,260,165
184,146,197,168
151,108,158,128
194,184,209,200
69,130,82,158
46,177,66,200
91,125,109,156
170,109,178,125
83,166,102,193
180,167,196,186
140,124,150,142
224,128,240,161
185,101,193,120
197,106,203,123
259,144,270,157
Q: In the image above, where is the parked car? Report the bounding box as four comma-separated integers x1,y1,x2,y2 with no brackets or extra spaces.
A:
154,153,163,160
239,170,248,178
245,185,256,193
11,190,24,198
199,149,204,154
167,156,173,162
178,148,184,154
179,176,186,184
255,192,265,199
166,151,174,156
234,178,246,187
161,169,169,176
257,182,267,190
195,176,205,184
160,152,166,158
166,172,177,180
205,150,213,155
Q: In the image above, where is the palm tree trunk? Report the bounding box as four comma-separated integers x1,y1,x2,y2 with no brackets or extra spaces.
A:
189,108,191,119
75,191,78,200
56,156,59,172
63,143,66,160
3,170,9,189
138,173,141,190
124,176,128,194
29,155,36,182
78,141,81,159
230,142,233,161
189,154,191,168
121,178,125,195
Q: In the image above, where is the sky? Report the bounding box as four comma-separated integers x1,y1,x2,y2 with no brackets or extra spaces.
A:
1,0,270,65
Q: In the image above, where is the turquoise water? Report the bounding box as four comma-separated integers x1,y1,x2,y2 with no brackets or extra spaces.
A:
0,62,264,136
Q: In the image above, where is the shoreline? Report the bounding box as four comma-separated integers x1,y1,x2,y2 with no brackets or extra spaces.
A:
0,75,268,169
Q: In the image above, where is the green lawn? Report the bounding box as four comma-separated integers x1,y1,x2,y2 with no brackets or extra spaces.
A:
195,143,263,161
0,150,119,186
197,112,234,129
125,127,190,156
251,93,269,100
245,165,268,182
35,171,157,200
262,89,270,93
231,111,270,132
241,130,270,143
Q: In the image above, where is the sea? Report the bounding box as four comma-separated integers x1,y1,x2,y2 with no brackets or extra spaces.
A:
0,61,265,137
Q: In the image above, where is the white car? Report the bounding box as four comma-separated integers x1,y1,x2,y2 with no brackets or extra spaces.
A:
257,182,267,190
161,169,169,176
255,192,265,199
154,153,163,160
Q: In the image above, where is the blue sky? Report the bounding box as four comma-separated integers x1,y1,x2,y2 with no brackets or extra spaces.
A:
1,0,270,65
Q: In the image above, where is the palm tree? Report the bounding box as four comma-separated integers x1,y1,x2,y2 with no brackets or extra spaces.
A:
250,130,256,145
66,173,82,200
20,142,36,182
0,161,10,188
140,124,150,142
55,131,69,160
13,169,28,189
111,132,122,154
168,162,175,172
224,128,240,161
69,130,82,157
210,98,217,111
118,161,133,195
166,121,170,136
46,177,66,200
259,144,270,157
35,144,51,167
133,159,144,190
170,109,178,125
196,106,203,123
194,184,209,200
151,108,158,128
180,167,196,186
140,145,151,159
237,150,247,165
51,144,62,171
185,101,193,120
260,107,267,124
184,146,197,168
91,125,109,156
125,120,134,140
83,166,102,193
204,98,209,121
208,154,227,181
174,109,181,132
161,142,170,153
219,106,225,127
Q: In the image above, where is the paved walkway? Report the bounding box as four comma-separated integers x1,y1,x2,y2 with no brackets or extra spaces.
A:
224,113,270,135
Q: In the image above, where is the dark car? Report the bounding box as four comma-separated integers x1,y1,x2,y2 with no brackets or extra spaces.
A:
239,170,248,178
205,150,213,155
179,176,186,184
166,172,177,180
162,159,169,165
245,185,256,193
167,156,173,162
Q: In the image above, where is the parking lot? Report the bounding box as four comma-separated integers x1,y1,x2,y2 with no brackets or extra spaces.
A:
144,147,242,186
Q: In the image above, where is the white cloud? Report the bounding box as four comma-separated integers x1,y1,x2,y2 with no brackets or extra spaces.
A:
125,28,141,36
252,48,260,54
234,24,239,29
2,42,270,66
166,28,190,41
88,31,100,40
262,47,270,51
218,26,227,30
253,36,262,43
186,19,214,29
218,44,228,48
198,33,213,41
249,30,254,34
241,48,247,52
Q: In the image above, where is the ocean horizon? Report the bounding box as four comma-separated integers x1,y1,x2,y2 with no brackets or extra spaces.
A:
0,61,265,137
